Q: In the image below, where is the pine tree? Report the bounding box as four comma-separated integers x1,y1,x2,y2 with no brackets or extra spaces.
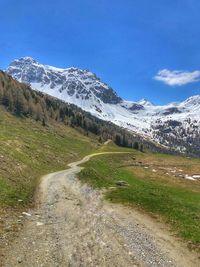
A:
15,91,28,116
115,134,121,146
133,141,139,150
140,144,144,152
42,118,46,126
35,103,43,121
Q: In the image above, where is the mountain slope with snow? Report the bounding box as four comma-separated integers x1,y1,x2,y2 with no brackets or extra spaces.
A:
6,57,200,155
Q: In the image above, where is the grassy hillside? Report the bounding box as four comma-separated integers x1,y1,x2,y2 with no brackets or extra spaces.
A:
0,107,98,255
79,146,200,249
0,108,96,208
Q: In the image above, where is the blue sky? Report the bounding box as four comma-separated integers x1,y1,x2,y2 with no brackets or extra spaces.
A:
1,0,200,104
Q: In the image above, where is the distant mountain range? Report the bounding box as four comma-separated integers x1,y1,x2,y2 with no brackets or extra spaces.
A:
6,57,200,156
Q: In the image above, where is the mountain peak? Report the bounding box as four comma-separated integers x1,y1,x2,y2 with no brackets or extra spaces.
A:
6,57,122,105
5,57,200,155
184,95,200,103
19,56,36,61
180,95,200,110
12,56,38,64
137,98,153,106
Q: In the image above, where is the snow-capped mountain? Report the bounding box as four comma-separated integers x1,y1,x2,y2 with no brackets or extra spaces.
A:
6,57,200,155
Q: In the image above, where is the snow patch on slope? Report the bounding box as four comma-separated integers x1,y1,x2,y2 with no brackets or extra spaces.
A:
6,57,200,154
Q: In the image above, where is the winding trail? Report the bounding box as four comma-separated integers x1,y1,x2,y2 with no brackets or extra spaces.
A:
3,152,199,267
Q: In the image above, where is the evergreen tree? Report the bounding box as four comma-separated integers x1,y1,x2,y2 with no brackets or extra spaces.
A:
15,91,28,116
115,134,121,146
140,144,144,152
133,141,139,150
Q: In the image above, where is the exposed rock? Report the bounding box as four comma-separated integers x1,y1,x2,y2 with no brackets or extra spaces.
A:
22,212,31,217
129,103,144,111
115,180,129,187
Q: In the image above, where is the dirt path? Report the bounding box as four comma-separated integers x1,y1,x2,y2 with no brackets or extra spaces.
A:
3,153,199,267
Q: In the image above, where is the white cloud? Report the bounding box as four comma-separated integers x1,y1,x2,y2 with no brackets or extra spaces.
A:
154,69,200,86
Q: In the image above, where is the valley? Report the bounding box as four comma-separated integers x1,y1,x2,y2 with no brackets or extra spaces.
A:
2,1,200,266
0,62,199,266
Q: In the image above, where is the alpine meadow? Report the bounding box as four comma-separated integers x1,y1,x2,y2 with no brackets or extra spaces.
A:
1,1,200,266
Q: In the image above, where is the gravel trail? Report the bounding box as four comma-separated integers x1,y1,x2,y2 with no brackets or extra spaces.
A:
3,152,199,267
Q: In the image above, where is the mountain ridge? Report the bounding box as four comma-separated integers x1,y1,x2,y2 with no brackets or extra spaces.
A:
7,57,200,106
1,70,167,155
6,57,200,156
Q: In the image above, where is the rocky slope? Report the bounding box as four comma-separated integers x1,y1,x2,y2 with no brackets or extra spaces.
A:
6,57,200,155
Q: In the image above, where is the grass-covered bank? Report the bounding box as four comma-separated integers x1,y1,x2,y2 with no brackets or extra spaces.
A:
0,108,97,257
79,149,200,248
0,109,96,208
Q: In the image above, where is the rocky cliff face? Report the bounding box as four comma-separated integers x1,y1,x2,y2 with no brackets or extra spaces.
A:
7,57,122,105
